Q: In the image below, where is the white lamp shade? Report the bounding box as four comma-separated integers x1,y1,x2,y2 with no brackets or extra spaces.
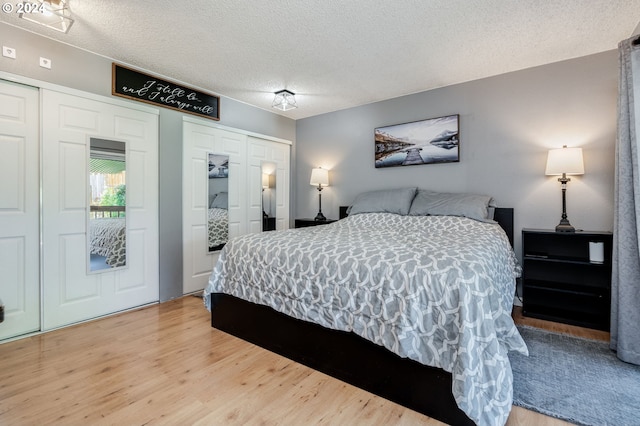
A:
261,173,270,189
310,168,329,187
545,146,584,175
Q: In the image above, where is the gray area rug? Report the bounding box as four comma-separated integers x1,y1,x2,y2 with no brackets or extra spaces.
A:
510,326,640,425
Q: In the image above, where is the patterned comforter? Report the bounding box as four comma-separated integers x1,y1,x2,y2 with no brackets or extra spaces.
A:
208,208,228,248
89,218,126,267
204,213,528,425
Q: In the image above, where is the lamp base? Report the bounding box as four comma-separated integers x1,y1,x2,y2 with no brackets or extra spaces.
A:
314,190,326,221
555,218,575,233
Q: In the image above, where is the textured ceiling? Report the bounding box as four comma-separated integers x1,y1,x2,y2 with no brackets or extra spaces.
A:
2,1,639,120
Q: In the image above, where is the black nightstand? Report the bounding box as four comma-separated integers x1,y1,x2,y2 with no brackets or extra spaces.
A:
521,228,613,331
294,218,337,228
262,216,276,231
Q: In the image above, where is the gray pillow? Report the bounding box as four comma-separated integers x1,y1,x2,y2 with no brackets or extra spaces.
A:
208,194,217,208
347,187,417,216
211,192,228,209
408,190,495,222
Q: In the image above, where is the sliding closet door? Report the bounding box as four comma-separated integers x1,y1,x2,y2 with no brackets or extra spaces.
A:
182,120,246,294
0,80,40,340
41,89,159,330
247,136,290,232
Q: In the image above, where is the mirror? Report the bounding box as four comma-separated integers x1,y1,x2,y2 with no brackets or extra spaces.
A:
208,153,229,252
88,138,127,272
261,161,276,231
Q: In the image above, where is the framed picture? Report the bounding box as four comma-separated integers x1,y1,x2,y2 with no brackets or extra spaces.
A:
375,114,459,168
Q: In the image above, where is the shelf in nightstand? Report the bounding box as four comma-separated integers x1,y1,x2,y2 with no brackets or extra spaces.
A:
524,255,605,266
521,228,613,331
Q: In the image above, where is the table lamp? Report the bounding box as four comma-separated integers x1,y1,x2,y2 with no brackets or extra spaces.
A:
545,145,584,232
310,167,329,221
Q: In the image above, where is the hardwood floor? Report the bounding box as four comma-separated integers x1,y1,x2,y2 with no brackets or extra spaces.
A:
0,297,606,425
511,305,610,342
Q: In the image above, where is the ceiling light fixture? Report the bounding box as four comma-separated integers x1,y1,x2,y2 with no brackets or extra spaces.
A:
19,0,74,34
272,90,297,111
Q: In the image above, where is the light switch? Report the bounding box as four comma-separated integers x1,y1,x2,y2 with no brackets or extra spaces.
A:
2,46,16,59
39,57,51,69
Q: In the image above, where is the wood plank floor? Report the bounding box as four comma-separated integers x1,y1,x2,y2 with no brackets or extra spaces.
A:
0,296,607,425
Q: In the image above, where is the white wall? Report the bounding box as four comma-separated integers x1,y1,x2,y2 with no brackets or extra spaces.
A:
295,50,618,259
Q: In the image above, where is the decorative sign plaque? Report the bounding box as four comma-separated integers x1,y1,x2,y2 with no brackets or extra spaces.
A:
112,63,220,120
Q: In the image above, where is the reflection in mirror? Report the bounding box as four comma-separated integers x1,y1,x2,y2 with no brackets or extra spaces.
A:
261,161,276,232
88,138,127,272
208,153,229,252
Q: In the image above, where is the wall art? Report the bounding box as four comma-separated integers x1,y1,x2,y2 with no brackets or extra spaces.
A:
375,114,459,168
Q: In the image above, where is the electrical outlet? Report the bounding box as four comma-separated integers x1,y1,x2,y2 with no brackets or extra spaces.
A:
39,57,52,69
2,46,16,59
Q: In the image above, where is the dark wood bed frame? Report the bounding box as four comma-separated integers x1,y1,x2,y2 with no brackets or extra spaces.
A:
209,208,514,426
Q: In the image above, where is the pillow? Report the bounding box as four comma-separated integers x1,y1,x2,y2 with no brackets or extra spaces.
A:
408,189,495,222
208,194,217,208
347,187,417,216
211,192,228,209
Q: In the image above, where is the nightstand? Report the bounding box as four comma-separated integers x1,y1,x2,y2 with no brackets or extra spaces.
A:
521,228,613,331
262,216,276,231
294,218,337,228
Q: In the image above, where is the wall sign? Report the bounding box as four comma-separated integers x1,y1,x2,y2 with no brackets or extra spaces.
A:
112,63,220,121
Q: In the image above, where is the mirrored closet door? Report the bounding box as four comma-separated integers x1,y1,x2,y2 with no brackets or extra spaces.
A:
182,118,290,295
183,121,247,295
247,136,290,234
41,89,159,331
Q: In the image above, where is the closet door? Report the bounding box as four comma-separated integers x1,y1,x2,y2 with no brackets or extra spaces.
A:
0,80,40,340
182,120,246,294
247,136,290,232
41,89,159,330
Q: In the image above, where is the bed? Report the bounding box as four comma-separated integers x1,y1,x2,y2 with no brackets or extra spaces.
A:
89,217,126,267
203,188,527,425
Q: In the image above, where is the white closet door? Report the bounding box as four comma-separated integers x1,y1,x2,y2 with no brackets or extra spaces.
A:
0,80,40,340
247,139,267,234
182,121,246,294
41,89,159,330
247,137,290,232
272,142,290,231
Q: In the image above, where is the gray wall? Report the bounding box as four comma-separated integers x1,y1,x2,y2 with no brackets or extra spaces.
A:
295,51,618,259
0,23,296,301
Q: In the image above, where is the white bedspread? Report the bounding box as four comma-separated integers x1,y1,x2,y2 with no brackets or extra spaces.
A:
204,213,528,425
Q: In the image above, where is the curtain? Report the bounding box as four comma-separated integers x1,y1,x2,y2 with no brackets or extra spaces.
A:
612,35,640,365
